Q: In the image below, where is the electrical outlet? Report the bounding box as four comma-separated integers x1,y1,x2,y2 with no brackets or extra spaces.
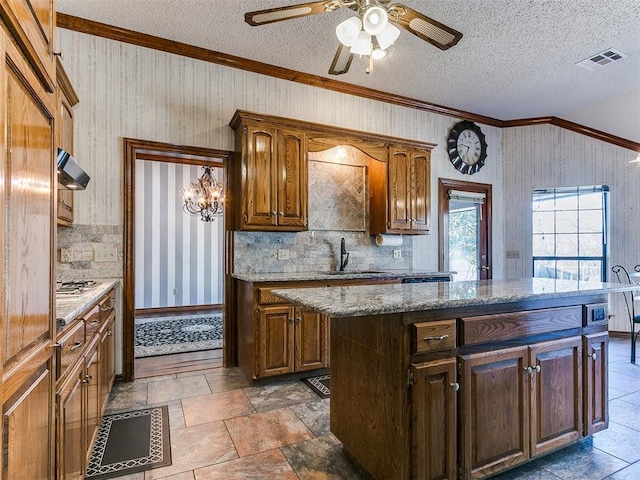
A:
172,288,178,295
393,249,402,259
94,246,118,262
60,247,71,263
277,249,290,261
506,250,521,259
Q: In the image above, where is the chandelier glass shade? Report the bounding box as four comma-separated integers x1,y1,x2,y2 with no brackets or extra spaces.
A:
180,166,224,222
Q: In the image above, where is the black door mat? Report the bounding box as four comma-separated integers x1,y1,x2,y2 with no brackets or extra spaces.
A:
302,374,330,398
85,405,171,479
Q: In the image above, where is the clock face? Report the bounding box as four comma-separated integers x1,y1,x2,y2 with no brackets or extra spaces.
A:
447,121,488,175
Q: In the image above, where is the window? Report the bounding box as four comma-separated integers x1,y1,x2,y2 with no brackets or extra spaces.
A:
532,186,608,281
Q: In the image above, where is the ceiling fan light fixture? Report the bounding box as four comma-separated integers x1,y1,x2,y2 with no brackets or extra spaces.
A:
336,16,362,46
362,6,388,35
376,22,400,50
350,30,372,55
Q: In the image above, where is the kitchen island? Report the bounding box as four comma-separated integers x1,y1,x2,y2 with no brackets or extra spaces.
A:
273,278,631,480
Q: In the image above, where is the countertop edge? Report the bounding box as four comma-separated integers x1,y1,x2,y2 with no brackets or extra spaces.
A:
232,271,453,282
56,279,120,328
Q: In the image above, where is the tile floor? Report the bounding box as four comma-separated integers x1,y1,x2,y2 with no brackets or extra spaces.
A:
105,337,640,480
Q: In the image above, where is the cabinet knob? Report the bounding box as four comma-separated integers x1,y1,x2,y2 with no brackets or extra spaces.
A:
524,366,533,374
591,352,597,360
272,211,277,216
295,317,301,323
450,382,460,391
53,50,63,59
107,330,114,336
289,317,295,323
279,211,284,216
534,365,541,373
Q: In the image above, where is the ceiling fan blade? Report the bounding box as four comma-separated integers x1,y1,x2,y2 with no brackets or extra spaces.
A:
388,4,463,50
245,1,343,26
328,44,354,75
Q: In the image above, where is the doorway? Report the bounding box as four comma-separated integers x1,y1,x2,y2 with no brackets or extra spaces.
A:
438,179,492,281
123,139,232,381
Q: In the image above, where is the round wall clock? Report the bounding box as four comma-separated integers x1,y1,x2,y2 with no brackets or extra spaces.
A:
447,121,488,175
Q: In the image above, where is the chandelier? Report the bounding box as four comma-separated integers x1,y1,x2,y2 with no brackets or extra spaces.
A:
180,166,224,222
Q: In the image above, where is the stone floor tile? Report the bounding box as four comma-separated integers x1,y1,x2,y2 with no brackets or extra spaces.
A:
182,389,255,426
146,375,212,404
194,449,299,480
144,421,238,479
608,361,640,379
609,386,630,401
137,374,177,383
224,407,314,457
609,399,640,431
616,391,640,406
151,472,195,480
105,381,148,414
243,381,317,412
109,472,144,480
204,368,250,393
485,461,559,480
177,368,222,378
608,372,640,394
590,421,640,463
605,461,640,479
535,441,628,480
281,433,371,480
289,398,330,436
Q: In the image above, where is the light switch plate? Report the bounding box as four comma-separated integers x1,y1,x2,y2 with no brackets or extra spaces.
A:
94,246,117,262
277,249,290,261
506,251,521,259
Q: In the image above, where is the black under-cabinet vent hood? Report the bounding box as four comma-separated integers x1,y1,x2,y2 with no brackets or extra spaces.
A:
57,148,90,190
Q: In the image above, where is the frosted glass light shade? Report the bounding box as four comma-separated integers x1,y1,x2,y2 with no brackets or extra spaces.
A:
350,31,371,55
376,22,400,50
372,48,387,60
362,6,388,35
336,17,362,46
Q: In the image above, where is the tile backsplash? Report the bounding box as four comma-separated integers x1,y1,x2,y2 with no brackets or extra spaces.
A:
57,224,124,281
233,231,412,274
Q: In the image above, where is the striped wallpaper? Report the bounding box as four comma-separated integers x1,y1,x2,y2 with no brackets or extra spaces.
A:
134,159,224,308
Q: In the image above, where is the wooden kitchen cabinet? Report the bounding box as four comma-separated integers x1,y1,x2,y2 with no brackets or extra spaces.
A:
459,336,582,478
56,58,79,226
231,115,308,231
0,25,57,480
411,358,457,480
584,332,608,436
371,145,432,235
56,359,84,479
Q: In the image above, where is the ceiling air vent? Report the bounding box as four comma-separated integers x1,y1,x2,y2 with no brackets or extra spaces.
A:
576,48,628,71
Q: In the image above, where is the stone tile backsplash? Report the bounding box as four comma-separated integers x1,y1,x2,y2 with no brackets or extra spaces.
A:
57,224,124,281
233,231,412,274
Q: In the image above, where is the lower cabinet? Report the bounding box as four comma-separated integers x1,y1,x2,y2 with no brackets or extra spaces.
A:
258,305,327,378
584,332,608,435
56,360,85,479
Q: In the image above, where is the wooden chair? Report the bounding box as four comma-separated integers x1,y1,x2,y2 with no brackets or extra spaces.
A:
611,264,640,363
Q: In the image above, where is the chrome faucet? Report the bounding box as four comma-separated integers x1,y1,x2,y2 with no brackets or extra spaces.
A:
339,237,349,271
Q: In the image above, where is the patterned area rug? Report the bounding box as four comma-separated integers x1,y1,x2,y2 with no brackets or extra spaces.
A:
86,406,171,479
135,313,222,358
302,374,330,398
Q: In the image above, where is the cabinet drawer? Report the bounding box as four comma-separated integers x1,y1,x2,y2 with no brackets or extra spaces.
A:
258,288,288,305
57,320,85,378
98,289,116,322
413,320,456,353
84,304,101,339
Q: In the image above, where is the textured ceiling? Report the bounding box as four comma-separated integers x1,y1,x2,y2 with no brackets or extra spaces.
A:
57,0,640,143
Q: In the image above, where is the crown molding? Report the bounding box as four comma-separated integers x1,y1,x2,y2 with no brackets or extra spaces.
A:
57,13,640,153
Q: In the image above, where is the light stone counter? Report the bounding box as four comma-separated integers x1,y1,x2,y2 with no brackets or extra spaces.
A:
56,279,120,328
272,278,634,318
232,270,453,283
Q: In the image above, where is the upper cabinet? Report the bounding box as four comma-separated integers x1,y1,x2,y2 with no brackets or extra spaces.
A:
231,114,308,231
0,0,56,91
56,58,79,226
371,145,432,235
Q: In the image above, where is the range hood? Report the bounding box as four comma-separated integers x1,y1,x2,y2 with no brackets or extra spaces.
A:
57,148,90,190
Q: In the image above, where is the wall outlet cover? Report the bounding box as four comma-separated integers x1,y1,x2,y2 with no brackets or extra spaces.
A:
277,249,290,261
506,250,521,259
393,249,402,259
94,245,118,262
60,247,72,263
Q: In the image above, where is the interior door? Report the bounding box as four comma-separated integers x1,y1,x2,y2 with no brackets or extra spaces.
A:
438,179,492,280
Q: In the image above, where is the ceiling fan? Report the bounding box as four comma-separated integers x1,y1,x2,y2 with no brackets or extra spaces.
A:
245,0,463,75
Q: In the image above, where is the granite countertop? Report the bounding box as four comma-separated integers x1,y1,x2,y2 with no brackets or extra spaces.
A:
56,279,120,328
272,278,635,318
232,270,453,283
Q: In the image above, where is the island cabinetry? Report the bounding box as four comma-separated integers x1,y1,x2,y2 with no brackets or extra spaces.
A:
55,287,116,479
231,115,308,231
584,332,608,436
370,145,432,235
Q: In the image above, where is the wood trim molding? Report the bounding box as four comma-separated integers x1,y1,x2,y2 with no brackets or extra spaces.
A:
135,304,222,316
123,137,233,381
56,57,79,106
57,14,640,154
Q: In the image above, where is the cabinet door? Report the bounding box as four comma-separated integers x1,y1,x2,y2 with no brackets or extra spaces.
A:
388,147,411,231
56,361,85,480
411,358,457,480
294,307,326,371
99,315,116,415
57,82,75,225
410,150,431,233
529,336,582,457
584,333,608,436
277,129,307,229
243,125,278,228
84,339,100,462
1,31,56,480
459,347,530,479
258,305,295,377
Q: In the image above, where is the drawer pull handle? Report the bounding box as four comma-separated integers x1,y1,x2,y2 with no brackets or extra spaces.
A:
450,382,460,391
100,305,111,311
88,319,100,326
591,352,597,360
423,334,448,342
107,331,114,336
69,341,83,352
